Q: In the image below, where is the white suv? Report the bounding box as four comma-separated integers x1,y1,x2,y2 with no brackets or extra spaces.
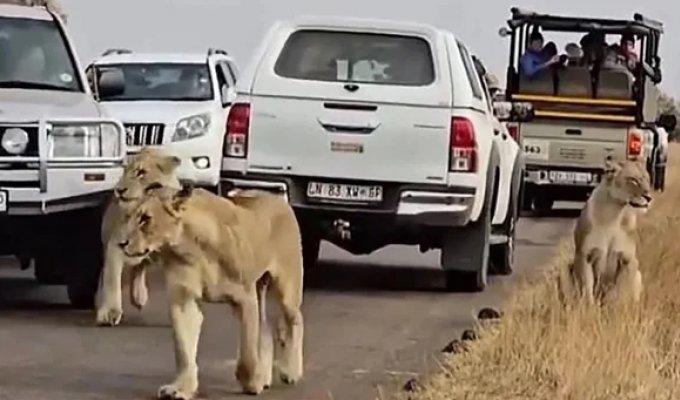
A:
86,49,239,191
222,16,532,292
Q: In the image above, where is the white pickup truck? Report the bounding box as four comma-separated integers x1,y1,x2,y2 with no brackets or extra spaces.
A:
221,16,533,291
0,4,126,308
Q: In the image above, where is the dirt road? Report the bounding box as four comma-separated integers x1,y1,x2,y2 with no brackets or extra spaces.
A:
0,211,576,400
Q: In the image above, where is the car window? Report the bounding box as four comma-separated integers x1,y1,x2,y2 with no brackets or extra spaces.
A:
457,42,484,100
274,29,435,86
0,16,82,92
93,62,213,101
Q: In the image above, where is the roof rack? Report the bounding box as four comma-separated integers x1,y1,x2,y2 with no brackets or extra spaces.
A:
507,7,664,34
101,48,132,57
207,48,229,57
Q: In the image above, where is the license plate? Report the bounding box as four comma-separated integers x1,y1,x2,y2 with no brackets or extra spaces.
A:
549,171,592,184
0,190,7,213
306,182,383,202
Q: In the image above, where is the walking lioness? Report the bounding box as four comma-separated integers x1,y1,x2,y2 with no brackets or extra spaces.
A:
570,156,651,305
96,148,181,326
118,184,304,399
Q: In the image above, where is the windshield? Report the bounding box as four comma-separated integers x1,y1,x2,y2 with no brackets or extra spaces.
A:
0,16,82,92
274,30,435,86
94,63,214,101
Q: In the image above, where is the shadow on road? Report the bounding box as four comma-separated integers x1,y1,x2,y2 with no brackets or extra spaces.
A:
305,260,448,293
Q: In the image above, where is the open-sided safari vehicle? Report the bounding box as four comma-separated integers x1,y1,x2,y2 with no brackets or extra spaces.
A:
499,7,675,213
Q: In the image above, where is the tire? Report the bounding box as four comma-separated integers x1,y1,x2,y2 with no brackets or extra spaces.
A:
490,163,521,276
65,210,105,310
441,155,496,293
520,179,532,213
301,225,321,270
34,256,65,285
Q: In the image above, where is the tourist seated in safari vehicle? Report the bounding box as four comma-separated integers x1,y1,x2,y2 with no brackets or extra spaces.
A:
499,8,676,214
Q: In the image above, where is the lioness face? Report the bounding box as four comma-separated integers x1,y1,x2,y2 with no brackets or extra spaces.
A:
114,148,181,210
604,157,653,210
118,186,193,261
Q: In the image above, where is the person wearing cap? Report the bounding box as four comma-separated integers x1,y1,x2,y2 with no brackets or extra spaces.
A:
520,31,560,78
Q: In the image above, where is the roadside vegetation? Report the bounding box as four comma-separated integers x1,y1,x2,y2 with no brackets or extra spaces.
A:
402,144,680,400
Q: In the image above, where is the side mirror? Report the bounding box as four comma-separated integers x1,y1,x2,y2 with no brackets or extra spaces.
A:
657,113,677,132
97,69,125,98
498,27,511,38
494,101,535,122
221,85,236,107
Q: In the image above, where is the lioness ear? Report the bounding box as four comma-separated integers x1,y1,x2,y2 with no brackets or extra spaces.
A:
144,182,164,195
157,156,181,174
170,184,193,213
604,155,622,175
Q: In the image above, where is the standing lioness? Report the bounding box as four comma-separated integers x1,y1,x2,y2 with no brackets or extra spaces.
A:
118,185,304,399
96,148,181,326
570,156,652,304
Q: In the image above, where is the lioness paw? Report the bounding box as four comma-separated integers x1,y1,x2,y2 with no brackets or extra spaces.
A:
95,306,123,327
157,384,195,400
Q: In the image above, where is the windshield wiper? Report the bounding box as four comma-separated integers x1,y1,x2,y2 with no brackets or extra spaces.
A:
0,80,77,92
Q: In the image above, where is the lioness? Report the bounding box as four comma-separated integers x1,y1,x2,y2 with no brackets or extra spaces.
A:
118,184,304,399
96,148,181,326
570,156,651,305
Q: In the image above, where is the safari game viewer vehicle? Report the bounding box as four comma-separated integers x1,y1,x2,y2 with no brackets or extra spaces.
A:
0,4,126,308
499,8,677,213
221,16,534,292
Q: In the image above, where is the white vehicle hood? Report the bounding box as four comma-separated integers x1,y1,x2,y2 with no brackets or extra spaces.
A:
0,89,101,120
98,101,213,124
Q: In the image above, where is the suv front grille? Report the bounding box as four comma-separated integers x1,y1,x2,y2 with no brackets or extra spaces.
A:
124,123,165,146
0,126,39,157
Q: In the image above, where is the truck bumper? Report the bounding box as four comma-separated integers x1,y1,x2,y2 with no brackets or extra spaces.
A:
220,172,476,228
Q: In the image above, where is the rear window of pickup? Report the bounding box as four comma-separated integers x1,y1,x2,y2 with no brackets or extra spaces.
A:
274,29,435,86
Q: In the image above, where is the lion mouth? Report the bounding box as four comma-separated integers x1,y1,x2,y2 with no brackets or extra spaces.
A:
122,249,151,259
629,196,651,209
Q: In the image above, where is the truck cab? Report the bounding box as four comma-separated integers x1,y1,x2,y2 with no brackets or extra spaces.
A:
0,4,126,308
499,8,676,213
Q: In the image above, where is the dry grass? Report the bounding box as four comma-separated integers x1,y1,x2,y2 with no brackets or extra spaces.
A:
403,145,680,400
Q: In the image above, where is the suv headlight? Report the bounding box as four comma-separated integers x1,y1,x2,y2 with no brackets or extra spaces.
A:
49,124,122,158
172,113,211,142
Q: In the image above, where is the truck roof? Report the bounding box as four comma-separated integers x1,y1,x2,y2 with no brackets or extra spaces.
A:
0,4,53,20
92,52,229,65
278,15,446,39
507,7,663,35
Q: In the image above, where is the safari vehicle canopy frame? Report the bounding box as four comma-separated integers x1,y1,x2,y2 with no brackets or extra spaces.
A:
500,7,664,124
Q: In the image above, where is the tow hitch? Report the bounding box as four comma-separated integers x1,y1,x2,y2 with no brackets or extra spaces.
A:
332,219,352,241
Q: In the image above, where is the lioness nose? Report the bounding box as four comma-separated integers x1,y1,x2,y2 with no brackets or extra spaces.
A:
118,240,129,249
115,188,127,196
643,194,652,202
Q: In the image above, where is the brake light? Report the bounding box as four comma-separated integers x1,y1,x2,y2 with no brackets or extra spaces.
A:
506,123,520,141
450,116,477,172
627,129,642,158
224,103,250,158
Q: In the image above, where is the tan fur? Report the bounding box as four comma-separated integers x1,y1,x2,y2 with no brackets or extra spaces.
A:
569,157,651,305
119,185,304,399
95,148,181,326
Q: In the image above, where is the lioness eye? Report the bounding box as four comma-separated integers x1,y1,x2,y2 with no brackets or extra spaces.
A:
138,213,151,225
136,169,146,177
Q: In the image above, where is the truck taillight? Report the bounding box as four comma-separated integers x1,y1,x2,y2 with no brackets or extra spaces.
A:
627,129,642,158
224,103,250,158
506,123,519,141
450,116,477,172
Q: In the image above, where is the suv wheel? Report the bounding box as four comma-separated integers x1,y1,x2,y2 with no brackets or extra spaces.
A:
441,179,493,293
301,225,321,270
490,168,521,275
65,210,105,309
